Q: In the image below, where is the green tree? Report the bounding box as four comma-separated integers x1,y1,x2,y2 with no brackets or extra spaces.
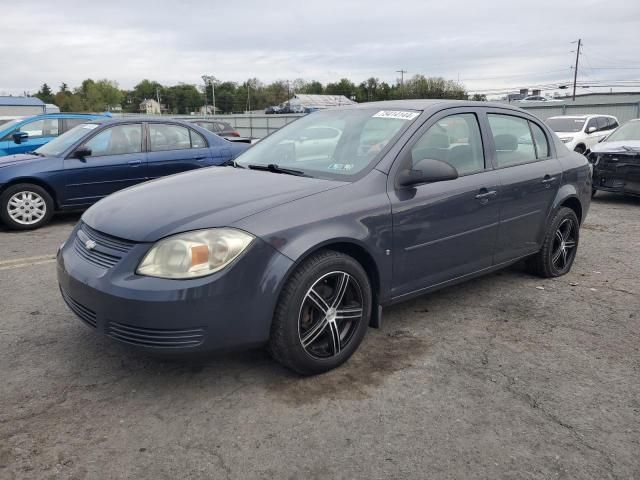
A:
325,78,356,99
35,83,54,104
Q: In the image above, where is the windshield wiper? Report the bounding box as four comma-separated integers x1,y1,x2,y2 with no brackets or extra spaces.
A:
222,158,245,168
29,151,46,157
247,163,306,177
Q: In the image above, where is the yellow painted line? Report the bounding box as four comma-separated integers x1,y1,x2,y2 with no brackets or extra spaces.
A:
0,255,57,271
0,254,56,266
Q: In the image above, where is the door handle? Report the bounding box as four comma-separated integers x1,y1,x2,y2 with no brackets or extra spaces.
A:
541,175,557,188
128,160,142,166
194,156,207,161
475,189,497,200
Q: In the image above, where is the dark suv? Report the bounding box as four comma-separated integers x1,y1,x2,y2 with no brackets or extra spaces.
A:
58,100,591,375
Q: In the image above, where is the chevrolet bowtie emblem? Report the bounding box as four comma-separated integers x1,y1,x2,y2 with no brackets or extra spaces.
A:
85,239,97,250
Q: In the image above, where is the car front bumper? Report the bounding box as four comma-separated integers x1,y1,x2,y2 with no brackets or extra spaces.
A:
57,223,293,353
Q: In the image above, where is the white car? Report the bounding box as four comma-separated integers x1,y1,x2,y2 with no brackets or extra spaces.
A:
518,96,562,103
545,114,619,154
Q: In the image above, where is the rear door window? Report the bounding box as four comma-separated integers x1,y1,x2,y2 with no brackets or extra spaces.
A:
149,124,192,151
529,122,549,159
487,114,537,167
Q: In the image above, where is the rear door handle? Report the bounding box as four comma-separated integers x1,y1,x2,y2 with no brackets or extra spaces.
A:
475,189,497,200
542,175,557,188
128,160,142,166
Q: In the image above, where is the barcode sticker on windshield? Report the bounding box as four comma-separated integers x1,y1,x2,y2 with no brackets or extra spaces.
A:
82,124,99,129
373,111,419,121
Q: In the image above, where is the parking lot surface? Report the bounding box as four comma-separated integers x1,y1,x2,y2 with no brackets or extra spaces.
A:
1,195,639,480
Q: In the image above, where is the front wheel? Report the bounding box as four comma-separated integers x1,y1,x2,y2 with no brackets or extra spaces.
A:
268,250,372,375
0,183,54,230
527,207,580,278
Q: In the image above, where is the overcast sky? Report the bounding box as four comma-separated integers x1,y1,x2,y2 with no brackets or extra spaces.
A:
1,0,639,97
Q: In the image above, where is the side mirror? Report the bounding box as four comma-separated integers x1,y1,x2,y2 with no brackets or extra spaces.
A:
397,158,458,188
12,132,28,144
587,126,597,134
72,146,92,159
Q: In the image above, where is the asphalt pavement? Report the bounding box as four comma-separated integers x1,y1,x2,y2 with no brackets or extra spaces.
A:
1,195,638,479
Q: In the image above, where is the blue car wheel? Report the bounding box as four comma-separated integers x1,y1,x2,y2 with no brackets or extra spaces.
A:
0,183,54,230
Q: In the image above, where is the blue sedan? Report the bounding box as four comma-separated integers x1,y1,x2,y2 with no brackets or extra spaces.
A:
0,118,249,230
0,112,109,156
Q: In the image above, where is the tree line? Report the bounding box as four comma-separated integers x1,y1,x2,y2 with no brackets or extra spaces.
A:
33,75,486,115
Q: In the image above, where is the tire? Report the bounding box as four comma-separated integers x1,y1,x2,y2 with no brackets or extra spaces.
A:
268,250,372,375
0,183,54,230
527,207,580,278
574,145,586,155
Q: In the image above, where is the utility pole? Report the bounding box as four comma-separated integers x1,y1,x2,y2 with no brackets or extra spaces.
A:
156,87,161,114
396,69,407,99
202,75,217,116
572,39,581,102
201,75,208,117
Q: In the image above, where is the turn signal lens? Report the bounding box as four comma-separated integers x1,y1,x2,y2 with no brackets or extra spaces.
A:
136,228,254,279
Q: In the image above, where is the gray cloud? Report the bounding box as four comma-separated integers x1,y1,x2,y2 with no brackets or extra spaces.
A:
1,0,639,96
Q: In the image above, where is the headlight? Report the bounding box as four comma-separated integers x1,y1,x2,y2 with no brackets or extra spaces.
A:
137,228,254,279
560,137,573,143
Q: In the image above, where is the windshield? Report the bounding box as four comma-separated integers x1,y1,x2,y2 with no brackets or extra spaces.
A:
235,108,420,179
605,121,640,143
546,117,585,133
35,123,99,156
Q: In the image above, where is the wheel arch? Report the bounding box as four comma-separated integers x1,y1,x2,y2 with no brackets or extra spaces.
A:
0,177,59,209
552,184,583,224
275,238,384,328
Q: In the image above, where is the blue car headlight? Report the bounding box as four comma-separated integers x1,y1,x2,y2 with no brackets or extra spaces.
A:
136,228,254,279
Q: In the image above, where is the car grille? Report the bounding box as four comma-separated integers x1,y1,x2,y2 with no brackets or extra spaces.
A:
60,288,97,328
73,223,135,269
107,321,205,348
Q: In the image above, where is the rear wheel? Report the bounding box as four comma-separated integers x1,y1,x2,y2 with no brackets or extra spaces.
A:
0,183,54,230
527,207,580,278
268,250,372,375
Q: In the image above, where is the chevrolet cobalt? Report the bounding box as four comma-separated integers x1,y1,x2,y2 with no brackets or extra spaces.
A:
57,101,591,375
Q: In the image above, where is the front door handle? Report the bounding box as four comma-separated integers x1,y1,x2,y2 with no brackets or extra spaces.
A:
128,160,142,167
194,156,207,161
475,189,497,200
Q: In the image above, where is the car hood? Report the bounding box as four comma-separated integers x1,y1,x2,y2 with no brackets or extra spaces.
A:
591,140,640,154
0,153,42,167
82,166,346,242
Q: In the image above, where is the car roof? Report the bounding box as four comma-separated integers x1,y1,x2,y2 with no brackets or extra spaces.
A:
86,117,201,126
547,114,616,119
